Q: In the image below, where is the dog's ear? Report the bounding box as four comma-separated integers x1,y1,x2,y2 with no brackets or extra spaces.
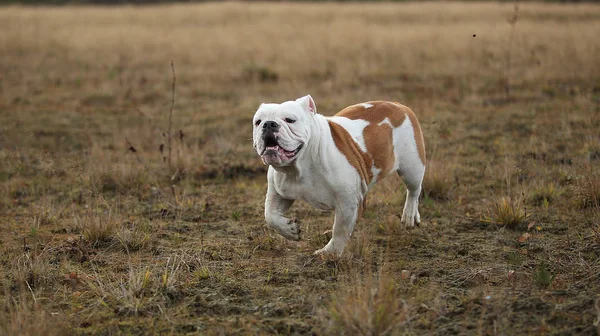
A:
296,95,316,115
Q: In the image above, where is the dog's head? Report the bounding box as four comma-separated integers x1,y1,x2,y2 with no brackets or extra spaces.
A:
252,95,316,167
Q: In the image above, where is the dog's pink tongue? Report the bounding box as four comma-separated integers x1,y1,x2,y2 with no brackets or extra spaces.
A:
281,147,295,158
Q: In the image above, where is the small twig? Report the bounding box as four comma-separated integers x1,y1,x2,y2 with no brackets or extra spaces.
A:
125,137,146,169
504,0,519,98
168,60,176,174
25,280,37,304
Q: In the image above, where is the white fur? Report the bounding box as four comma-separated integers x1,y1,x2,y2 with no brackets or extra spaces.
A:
252,95,425,256
360,103,373,109
369,166,382,190
328,116,369,153
378,117,394,128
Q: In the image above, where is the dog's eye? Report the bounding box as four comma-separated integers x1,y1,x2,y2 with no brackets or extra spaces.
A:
254,119,261,126
285,118,296,124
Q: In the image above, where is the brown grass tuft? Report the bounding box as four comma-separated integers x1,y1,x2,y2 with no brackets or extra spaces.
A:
346,230,374,262
423,160,454,201
87,265,154,316
86,164,149,197
87,256,189,316
573,169,600,209
74,207,122,247
116,225,152,253
530,181,563,207
488,196,528,229
323,270,408,335
0,293,68,336
12,248,58,290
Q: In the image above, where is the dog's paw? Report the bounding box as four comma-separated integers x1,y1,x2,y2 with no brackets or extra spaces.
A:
400,204,421,227
314,246,333,255
401,209,420,228
285,218,301,241
314,239,344,257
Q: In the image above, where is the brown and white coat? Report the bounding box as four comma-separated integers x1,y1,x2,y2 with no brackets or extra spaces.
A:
253,95,426,255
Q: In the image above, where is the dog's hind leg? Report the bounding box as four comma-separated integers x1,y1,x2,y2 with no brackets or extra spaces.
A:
397,163,425,227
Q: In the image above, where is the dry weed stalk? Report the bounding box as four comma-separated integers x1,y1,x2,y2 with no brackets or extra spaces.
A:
167,60,176,175
504,0,519,98
125,137,145,168
125,61,192,204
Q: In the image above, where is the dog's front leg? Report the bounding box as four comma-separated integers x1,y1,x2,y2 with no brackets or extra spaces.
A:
314,204,359,256
264,185,300,241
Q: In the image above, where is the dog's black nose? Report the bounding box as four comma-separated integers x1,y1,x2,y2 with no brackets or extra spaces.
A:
262,121,279,132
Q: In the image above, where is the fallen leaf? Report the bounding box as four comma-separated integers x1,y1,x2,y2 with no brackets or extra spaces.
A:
518,233,531,243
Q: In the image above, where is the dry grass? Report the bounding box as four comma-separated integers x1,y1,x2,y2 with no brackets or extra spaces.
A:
115,225,152,252
487,196,529,229
530,181,563,207
323,268,408,335
573,167,600,209
0,293,68,336
0,2,599,334
12,249,57,290
73,207,123,247
87,264,156,316
86,256,189,316
345,230,375,262
422,160,454,201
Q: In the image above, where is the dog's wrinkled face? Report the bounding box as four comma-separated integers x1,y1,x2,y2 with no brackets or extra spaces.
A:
253,95,316,167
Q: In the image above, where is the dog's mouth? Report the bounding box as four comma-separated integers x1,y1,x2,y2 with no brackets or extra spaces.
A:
261,143,303,161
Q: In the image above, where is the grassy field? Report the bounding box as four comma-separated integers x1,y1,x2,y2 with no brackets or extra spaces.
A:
1,1,600,334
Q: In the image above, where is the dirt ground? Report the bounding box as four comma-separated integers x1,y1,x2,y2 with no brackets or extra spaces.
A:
0,2,599,335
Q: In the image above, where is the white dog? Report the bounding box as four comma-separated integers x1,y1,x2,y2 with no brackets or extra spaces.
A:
252,95,426,255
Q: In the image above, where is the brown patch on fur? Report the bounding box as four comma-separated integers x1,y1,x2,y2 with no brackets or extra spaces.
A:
335,102,403,175
328,101,426,188
327,120,373,184
337,101,426,167
336,101,407,127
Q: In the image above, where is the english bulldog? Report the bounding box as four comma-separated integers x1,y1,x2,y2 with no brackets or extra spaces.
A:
252,95,426,256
